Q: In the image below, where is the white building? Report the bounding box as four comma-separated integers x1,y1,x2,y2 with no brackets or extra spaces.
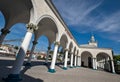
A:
0,0,115,81
79,35,114,72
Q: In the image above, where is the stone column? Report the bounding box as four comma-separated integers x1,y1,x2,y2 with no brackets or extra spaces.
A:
77,56,79,67
111,60,115,73
63,48,69,70
61,50,65,64
48,41,60,73
45,46,51,64
95,58,97,70
70,52,74,68
56,47,60,64
106,57,111,71
25,41,38,66
0,28,10,45
74,55,77,67
92,58,95,69
101,59,104,69
4,23,38,82
92,58,97,70
77,56,81,67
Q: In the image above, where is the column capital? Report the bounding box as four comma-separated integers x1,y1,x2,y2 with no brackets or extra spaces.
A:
26,23,38,33
32,41,38,45
64,48,69,51
48,46,51,50
1,28,10,35
54,41,60,46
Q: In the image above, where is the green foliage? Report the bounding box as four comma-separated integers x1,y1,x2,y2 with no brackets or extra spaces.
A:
57,58,62,62
14,46,19,50
113,55,120,61
114,55,120,74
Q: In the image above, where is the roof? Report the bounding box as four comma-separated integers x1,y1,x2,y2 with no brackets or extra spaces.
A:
80,44,97,48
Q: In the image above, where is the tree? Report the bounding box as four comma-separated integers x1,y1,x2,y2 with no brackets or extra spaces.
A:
113,55,120,61
114,55,120,74
14,46,19,50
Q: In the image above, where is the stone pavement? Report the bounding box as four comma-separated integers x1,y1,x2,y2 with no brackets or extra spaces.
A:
0,57,120,82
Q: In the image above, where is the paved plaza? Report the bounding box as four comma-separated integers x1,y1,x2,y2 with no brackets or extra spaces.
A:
0,57,119,82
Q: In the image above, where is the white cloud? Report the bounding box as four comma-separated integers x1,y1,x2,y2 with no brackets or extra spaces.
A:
79,11,120,33
53,0,120,42
117,40,120,42
96,11,120,33
53,0,103,25
10,23,26,35
4,23,26,40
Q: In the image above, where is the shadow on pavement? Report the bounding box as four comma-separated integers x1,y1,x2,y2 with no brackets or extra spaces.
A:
22,74,44,82
56,63,64,69
23,60,51,70
0,58,45,82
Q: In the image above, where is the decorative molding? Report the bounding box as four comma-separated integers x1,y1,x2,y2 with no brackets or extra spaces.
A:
65,48,69,51
48,46,51,50
32,41,38,45
26,23,38,33
54,41,60,46
1,28,10,35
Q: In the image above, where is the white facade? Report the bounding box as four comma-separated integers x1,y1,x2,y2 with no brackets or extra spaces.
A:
79,35,114,72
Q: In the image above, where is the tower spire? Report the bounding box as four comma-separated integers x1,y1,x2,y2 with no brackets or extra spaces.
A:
90,33,95,43
88,33,98,47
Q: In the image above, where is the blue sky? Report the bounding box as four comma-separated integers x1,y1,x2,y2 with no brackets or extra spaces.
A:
52,0,120,55
0,0,120,55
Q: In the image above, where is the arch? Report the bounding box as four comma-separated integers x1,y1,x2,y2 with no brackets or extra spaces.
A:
4,23,27,43
59,33,68,49
40,31,56,45
96,52,111,60
2,22,28,47
57,46,64,63
0,0,33,29
50,42,55,51
35,15,59,43
96,52,112,72
34,35,52,61
77,50,79,55
36,15,59,36
69,42,73,51
72,47,77,65
81,51,93,68
0,11,5,29
0,1,33,45
58,46,63,52
72,47,76,55
74,47,76,52
36,15,58,27
67,42,73,62
36,35,49,52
